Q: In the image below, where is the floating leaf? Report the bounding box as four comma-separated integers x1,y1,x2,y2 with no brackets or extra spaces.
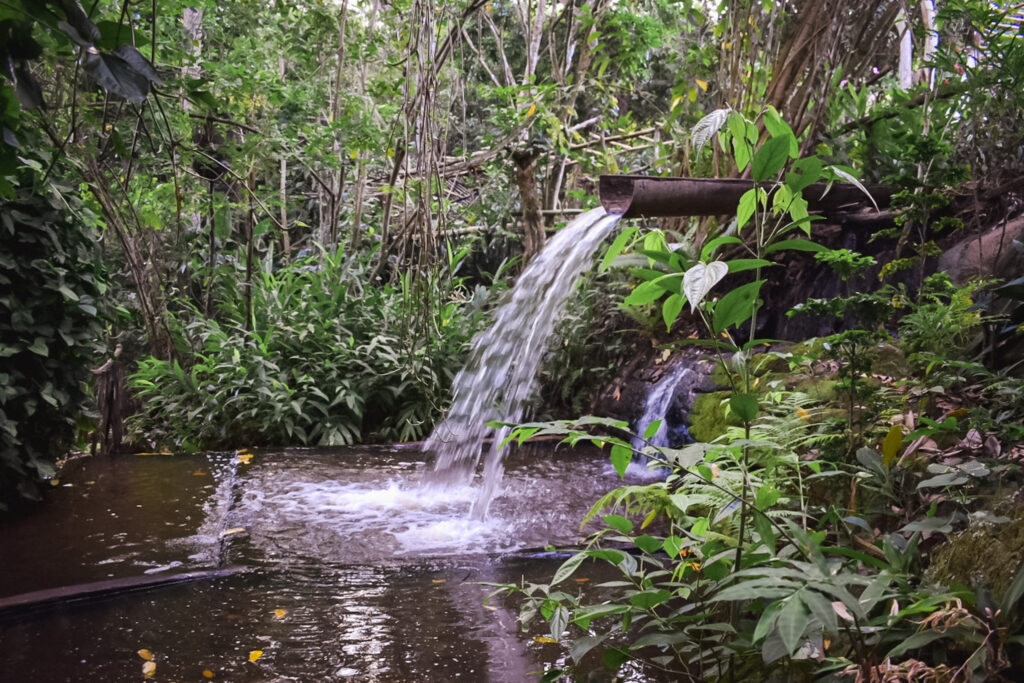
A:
203,670,215,679
683,261,728,313
248,650,263,662
220,527,246,538
142,661,156,677
237,453,253,464
533,636,558,643
431,579,446,584
274,609,287,619
137,649,154,661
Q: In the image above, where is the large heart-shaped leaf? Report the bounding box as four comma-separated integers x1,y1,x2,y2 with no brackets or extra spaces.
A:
683,261,727,313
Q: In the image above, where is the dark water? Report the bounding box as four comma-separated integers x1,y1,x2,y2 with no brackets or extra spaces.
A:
0,445,652,681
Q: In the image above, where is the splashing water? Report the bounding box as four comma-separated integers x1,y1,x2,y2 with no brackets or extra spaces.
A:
424,207,622,517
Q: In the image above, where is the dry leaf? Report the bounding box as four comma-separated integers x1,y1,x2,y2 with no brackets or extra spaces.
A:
533,636,558,644
237,453,253,464
431,579,446,584
274,609,287,620
142,661,157,677
249,650,263,662
220,527,246,538
203,670,215,679
137,649,154,661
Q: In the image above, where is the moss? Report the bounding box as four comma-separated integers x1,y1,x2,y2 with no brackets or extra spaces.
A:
689,391,733,442
927,509,1024,602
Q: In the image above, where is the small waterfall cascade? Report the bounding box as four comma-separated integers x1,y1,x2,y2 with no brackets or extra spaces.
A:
425,207,622,517
631,364,694,453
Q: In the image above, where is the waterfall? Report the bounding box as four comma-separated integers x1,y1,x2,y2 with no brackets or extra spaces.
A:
631,364,693,453
425,207,622,518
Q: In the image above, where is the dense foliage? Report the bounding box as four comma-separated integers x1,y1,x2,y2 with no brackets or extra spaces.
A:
0,174,107,508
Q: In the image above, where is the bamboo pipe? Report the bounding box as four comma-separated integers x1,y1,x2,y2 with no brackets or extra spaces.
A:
598,175,890,219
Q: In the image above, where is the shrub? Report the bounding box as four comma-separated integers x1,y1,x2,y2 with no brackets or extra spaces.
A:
0,179,107,508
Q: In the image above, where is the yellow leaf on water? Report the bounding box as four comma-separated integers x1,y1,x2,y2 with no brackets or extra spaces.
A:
274,609,287,619
142,661,157,677
432,579,446,584
220,527,246,538
137,649,154,661
193,471,207,476
203,669,215,679
249,650,263,662
574,578,590,583
237,453,253,464
533,636,558,644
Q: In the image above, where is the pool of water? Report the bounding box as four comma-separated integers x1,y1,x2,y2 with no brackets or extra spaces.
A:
0,444,657,681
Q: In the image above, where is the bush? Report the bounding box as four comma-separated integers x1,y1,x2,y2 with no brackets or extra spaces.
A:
0,179,107,509
128,246,486,449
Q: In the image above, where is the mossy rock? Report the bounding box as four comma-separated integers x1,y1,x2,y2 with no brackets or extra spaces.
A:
689,391,733,443
927,507,1024,602
868,342,909,377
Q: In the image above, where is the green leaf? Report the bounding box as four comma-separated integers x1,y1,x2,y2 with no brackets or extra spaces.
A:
683,261,728,312
625,279,668,306
643,420,663,440
601,226,637,272
663,535,684,558
628,589,672,609
729,393,759,421
662,293,685,331
610,443,632,478
726,258,772,274
700,235,743,261
764,238,825,254
28,338,48,356
633,534,662,554
752,134,793,182
603,514,634,534
552,552,587,584
1000,564,1024,615
737,187,757,229
828,166,879,211
776,593,808,656
712,279,765,333
785,156,823,193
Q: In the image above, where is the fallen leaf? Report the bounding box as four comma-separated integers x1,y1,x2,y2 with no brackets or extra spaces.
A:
237,453,253,464
533,636,558,644
574,578,590,583
137,649,154,661
193,471,207,476
220,527,246,538
249,650,263,662
203,670,215,679
431,579,446,584
274,609,287,619
142,661,157,677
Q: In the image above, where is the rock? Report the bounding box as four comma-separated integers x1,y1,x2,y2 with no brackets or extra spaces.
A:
938,214,1024,284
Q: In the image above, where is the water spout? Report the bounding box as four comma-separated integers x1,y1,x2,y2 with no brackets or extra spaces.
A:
425,207,622,518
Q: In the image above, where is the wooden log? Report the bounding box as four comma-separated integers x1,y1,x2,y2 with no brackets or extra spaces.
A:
0,567,244,615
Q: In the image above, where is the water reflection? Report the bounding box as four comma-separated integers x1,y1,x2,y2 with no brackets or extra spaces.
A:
0,445,650,681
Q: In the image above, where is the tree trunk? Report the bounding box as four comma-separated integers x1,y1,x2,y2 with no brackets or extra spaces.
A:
513,149,545,265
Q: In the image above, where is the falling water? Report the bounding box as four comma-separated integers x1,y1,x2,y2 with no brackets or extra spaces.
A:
425,207,622,517
631,364,693,453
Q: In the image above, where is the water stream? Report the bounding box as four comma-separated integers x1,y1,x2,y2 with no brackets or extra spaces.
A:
425,207,621,517
632,363,694,452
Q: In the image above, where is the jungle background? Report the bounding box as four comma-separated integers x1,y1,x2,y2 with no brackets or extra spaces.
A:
2,0,1024,679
